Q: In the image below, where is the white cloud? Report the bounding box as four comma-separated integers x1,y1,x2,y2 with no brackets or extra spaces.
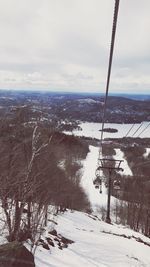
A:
0,0,150,93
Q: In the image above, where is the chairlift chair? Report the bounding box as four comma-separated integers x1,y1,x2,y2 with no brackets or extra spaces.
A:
113,179,121,190
93,176,102,190
99,186,102,194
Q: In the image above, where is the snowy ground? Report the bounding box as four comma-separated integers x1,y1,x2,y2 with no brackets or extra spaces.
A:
64,121,150,139
143,148,150,158
35,210,150,267
113,148,132,176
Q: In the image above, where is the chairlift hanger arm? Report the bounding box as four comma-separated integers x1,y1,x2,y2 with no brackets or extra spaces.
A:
100,158,124,162
98,166,123,171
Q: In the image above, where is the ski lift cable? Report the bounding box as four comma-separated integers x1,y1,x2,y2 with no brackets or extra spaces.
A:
100,0,120,149
132,122,144,137
124,123,135,138
95,0,120,188
137,122,150,138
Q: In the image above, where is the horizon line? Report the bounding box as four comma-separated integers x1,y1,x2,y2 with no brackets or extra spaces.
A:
0,88,150,96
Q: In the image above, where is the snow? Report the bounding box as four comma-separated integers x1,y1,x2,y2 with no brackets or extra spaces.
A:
35,210,150,267
113,149,132,176
64,121,150,139
77,99,99,104
0,205,8,245
143,148,150,158
58,160,66,170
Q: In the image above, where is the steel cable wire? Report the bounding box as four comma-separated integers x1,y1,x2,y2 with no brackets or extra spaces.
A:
137,122,150,137
100,0,120,152
132,122,143,137
124,123,135,138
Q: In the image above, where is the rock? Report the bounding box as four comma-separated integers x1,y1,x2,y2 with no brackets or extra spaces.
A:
38,239,44,243
42,243,50,250
60,236,74,245
48,230,57,236
61,243,68,249
17,230,32,242
38,238,50,250
0,241,35,267
46,238,55,247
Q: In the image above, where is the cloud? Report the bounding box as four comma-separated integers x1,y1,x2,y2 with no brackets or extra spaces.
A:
0,0,150,93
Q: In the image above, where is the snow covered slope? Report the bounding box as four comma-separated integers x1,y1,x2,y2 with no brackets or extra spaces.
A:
35,210,150,267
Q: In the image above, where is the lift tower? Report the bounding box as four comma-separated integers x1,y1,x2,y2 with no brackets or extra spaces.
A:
97,158,123,224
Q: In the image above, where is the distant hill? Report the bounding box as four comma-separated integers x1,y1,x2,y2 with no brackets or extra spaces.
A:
109,93,150,101
0,90,150,123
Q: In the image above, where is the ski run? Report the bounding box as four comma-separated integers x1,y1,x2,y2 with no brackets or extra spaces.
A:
34,210,150,267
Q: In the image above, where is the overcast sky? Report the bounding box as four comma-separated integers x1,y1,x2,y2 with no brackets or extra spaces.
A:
0,0,150,94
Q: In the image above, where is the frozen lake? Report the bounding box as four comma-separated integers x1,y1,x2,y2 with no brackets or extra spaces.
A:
64,121,150,139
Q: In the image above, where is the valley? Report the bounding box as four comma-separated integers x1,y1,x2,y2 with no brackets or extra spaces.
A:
0,90,150,266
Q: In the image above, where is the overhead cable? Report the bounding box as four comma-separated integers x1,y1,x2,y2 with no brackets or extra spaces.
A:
124,123,135,138
132,122,143,137
137,122,150,138
100,0,120,145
